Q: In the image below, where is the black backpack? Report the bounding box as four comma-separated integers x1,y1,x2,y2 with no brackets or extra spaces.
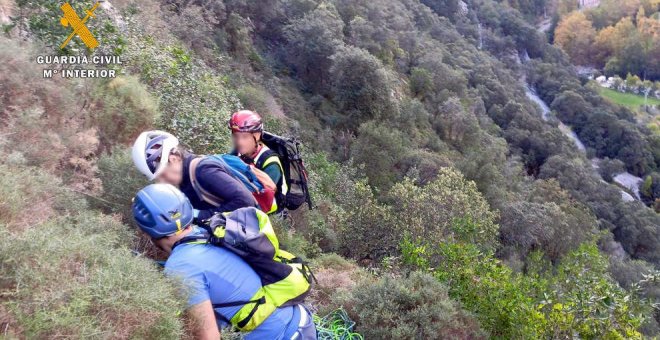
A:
258,131,313,212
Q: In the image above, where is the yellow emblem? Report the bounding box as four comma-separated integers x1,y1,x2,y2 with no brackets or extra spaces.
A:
59,2,100,49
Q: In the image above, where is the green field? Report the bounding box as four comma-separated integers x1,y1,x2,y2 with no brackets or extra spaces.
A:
593,83,660,135
595,85,660,111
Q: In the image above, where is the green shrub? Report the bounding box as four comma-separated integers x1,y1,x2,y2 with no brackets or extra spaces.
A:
0,162,86,230
306,152,361,203
237,85,278,117
418,241,544,339
0,162,184,338
388,167,500,251
274,216,322,260
597,158,626,183
402,236,651,339
93,76,159,148
352,121,411,189
120,19,242,154
534,244,648,339
337,271,486,339
0,212,184,338
283,153,364,255
335,180,397,261
96,147,148,222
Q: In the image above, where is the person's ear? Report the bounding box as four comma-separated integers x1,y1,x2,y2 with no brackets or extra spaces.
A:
151,237,166,252
169,153,181,164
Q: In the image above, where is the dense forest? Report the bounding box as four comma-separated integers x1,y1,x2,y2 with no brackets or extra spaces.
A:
553,0,659,81
1,0,660,338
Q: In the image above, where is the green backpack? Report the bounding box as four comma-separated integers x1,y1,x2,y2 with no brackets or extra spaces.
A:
173,207,315,331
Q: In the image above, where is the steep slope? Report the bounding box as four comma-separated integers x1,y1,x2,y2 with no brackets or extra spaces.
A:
1,0,658,338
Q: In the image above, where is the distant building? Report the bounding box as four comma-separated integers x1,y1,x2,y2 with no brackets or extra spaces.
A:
578,0,600,9
457,0,469,16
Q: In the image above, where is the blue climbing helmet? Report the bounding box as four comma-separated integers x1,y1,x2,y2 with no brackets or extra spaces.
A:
132,184,194,239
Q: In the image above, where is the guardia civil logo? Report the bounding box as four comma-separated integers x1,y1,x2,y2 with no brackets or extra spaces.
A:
59,1,100,49
36,1,123,78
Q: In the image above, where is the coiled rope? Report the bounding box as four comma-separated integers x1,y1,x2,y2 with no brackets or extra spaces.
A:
314,308,363,340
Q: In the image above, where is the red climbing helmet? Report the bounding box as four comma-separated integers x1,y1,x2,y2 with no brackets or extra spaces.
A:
229,110,263,133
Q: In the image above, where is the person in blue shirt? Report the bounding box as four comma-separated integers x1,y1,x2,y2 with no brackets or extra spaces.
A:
132,184,316,339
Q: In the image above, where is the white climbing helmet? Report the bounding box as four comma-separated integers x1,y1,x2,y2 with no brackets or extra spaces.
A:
132,130,179,181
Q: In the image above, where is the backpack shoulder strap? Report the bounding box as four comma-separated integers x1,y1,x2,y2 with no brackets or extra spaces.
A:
172,234,208,250
213,296,266,329
255,148,277,169
189,156,225,206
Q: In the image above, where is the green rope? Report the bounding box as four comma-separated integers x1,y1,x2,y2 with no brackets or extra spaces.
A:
313,308,363,340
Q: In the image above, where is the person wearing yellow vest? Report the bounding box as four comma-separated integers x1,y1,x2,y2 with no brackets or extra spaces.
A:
229,110,288,214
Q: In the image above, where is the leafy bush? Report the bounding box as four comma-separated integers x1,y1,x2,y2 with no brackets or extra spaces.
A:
388,168,499,251
352,121,411,189
96,147,148,222
119,14,241,155
0,163,184,338
338,271,486,339
0,162,86,231
409,241,544,339
531,244,648,339
499,192,597,262
307,254,365,314
402,235,652,339
335,180,396,261
597,158,626,182
93,76,159,148
329,45,397,127
284,3,344,93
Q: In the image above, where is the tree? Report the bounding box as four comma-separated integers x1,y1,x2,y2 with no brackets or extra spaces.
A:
284,3,345,93
388,168,500,251
554,12,597,66
351,121,410,190
433,97,479,149
224,13,254,59
500,179,597,262
593,26,617,67
330,46,396,127
550,90,591,125
420,0,460,21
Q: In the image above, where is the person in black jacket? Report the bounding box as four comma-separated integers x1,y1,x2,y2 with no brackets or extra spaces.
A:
132,130,256,220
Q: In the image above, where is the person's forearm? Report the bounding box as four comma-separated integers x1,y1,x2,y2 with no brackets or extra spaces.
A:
197,327,220,340
189,301,220,340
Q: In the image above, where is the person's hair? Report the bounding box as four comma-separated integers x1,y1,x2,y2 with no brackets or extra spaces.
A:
169,147,184,159
169,147,196,160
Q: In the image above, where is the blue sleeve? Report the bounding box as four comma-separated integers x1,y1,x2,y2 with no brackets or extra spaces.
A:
196,162,256,220
164,262,210,307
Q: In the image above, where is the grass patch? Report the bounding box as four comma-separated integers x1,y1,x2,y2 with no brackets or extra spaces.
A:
0,162,86,231
0,162,185,338
595,86,660,111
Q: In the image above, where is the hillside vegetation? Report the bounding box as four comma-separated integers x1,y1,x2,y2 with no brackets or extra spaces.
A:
1,0,660,338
